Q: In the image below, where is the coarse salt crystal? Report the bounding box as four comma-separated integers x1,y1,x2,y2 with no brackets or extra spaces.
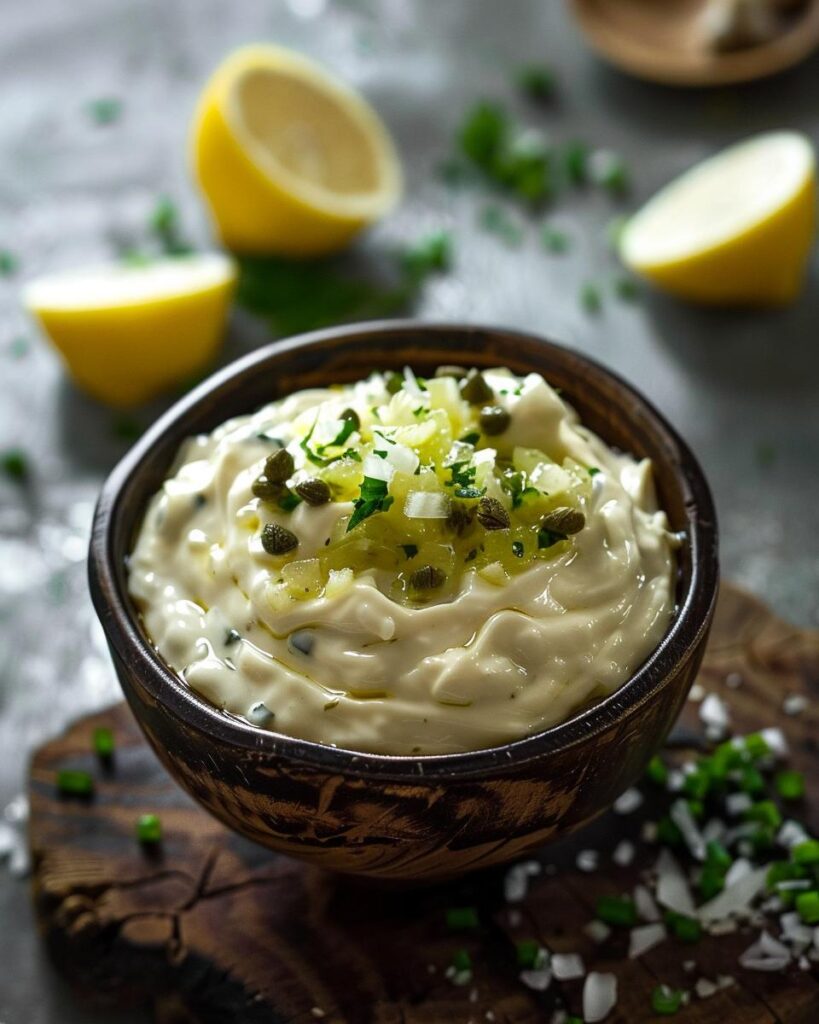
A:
699,694,729,735
783,694,807,716
666,770,685,793
613,788,643,815
688,683,706,702
760,727,788,757
583,972,617,1023
612,840,635,867
520,965,552,991
576,849,599,873
584,920,611,944
655,849,696,917
629,923,667,959
695,978,717,999
778,819,809,849
504,860,541,902
634,884,661,922
671,799,706,861
552,953,585,980
724,858,752,887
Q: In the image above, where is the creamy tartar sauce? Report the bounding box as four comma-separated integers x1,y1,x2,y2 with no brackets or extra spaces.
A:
128,368,678,754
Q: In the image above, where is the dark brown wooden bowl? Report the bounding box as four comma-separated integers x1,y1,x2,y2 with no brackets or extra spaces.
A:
89,321,718,881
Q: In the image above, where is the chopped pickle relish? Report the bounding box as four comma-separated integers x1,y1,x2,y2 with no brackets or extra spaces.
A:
128,367,678,754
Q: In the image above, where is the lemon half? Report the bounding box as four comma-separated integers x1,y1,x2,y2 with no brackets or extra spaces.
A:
620,132,816,306
191,45,402,256
24,254,236,407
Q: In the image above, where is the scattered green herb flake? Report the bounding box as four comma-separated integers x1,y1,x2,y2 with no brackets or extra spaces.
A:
479,203,524,246
57,769,94,797
744,799,782,830
588,466,601,477
651,985,683,1015
739,765,765,795
445,906,479,930
646,754,668,785
613,274,640,301
537,527,565,550
136,812,162,844
347,476,394,532
112,415,142,442
656,815,682,847
319,416,356,452
665,911,701,943
590,150,630,194
9,336,29,358
705,840,732,873
767,861,807,891
459,101,508,172
446,461,478,490
0,250,17,276
698,864,725,901
92,727,115,759
792,840,819,866
595,895,637,927
451,948,472,972
563,140,588,185
580,281,602,314
87,97,122,125
496,138,553,204
400,543,419,559
683,769,710,801
459,432,481,446
516,938,542,968
541,225,569,253
605,214,629,251
796,890,819,924
148,196,193,256
401,230,453,281
1,449,28,483
744,732,771,759
516,64,556,101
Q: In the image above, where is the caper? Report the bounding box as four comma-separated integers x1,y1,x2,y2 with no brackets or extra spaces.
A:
385,371,403,394
409,565,447,590
479,405,511,436
252,476,284,501
460,370,494,405
339,407,360,430
294,478,331,506
540,506,585,535
446,501,475,536
476,496,510,531
264,448,295,484
261,522,299,555
435,365,468,380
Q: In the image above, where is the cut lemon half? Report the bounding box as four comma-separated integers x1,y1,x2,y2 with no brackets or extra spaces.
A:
191,45,402,256
24,253,236,407
620,131,816,306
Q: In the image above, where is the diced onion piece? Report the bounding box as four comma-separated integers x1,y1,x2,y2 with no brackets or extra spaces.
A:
404,490,450,519
385,442,420,476
583,972,618,1023
655,849,696,917
362,454,394,482
551,953,585,980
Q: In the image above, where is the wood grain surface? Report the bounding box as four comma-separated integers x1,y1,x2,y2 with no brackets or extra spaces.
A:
29,583,819,1023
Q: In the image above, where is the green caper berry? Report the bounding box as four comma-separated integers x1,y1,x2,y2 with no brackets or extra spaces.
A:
460,370,494,405
264,448,294,484
294,478,331,506
476,496,510,531
261,522,299,555
385,372,403,394
435,365,468,380
479,405,511,436
409,565,447,590
540,506,585,535
446,501,475,536
340,407,360,430
252,476,284,501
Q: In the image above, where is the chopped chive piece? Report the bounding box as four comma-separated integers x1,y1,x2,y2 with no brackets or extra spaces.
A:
682,770,710,801
459,101,508,172
776,770,805,801
451,948,472,972
613,275,639,301
57,769,94,797
459,431,481,446
86,97,122,124
580,281,601,314
744,800,782,830
1,449,28,483
595,895,637,927
564,140,588,185
767,861,807,890
651,985,683,1015
277,491,302,512
744,733,770,759
92,727,115,759
705,840,732,872
605,214,629,250
516,938,541,968
446,906,479,930
542,226,569,253
699,865,725,901
656,816,683,847
796,890,819,924
479,203,523,246
136,813,162,844
739,766,765,795
792,840,819,866
0,250,17,275
516,64,556,101
665,911,701,943
646,754,668,785
401,230,453,281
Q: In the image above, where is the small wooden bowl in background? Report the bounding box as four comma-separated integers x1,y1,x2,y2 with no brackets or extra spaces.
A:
570,0,819,87
88,321,718,881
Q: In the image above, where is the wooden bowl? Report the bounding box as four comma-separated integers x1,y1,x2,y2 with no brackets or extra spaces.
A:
570,0,819,87
88,321,718,881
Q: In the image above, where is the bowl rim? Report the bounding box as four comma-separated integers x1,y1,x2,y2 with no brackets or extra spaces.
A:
89,319,718,779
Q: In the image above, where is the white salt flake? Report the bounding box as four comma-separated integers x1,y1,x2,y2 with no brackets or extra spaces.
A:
629,923,667,959
576,849,599,873
708,918,738,936
612,840,635,867
520,965,552,991
504,860,541,903
584,920,611,944
760,931,791,959
699,694,729,737
551,953,585,980
778,819,809,850
695,978,717,999
583,972,617,1023
783,694,808,716
739,931,792,972
725,792,753,816
671,799,706,861
724,857,752,888
613,788,643,815
655,849,696,917
667,769,686,793
760,727,788,758
702,818,726,843
634,884,661,922
683,960,696,973
688,682,706,702
698,865,768,924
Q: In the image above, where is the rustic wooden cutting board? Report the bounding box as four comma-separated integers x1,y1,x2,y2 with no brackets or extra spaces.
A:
28,583,819,1023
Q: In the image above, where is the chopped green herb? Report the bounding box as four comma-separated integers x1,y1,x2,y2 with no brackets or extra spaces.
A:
347,476,394,532
496,136,553,204
86,97,122,124
1,449,28,483
590,150,629,194
705,840,732,873
537,527,565,550
479,203,524,245
646,754,668,785
651,985,683,1015
401,230,453,281
796,890,819,924
613,275,640,301
451,948,472,972
767,861,807,891
595,895,637,927
92,727,115,759
739,765,765,795
665,911,701,943
563,140,588,185
541,225,569,253
744,733,771,759
656,816,683,847
698,864,725,901
516,938,542,968
0,250,17,276
136,813,162,844
57,769,94,797
580,281,602,314
683,769,710,801
445,906,479,930
792,840,819,866
148,195,192,255
606,215,629,250
516,64,556,101
459,431,481,446
459,101,508,172
744,800,782,830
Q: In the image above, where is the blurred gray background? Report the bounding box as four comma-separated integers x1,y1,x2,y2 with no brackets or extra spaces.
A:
1,0,818,1019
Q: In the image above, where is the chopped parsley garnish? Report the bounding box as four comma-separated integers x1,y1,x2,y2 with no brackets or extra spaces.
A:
57,769,94,797
318,416,357,452
0,250,18,276
445,905,479,930
613,274,640,301
136,813,162,844
86,97,122,125
537,527,566,549
459,432,481,446
580,281,602,314
401,230,453,281
479,203,524,246
516,64,556,101
588,466,601,477
542,225,569,253
278,491,302,512
459,101,508,172
148,196,193,256
445,461,479,490
563,140,588,185
92,727,115,759
347,475,394,532
1,449,28,483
